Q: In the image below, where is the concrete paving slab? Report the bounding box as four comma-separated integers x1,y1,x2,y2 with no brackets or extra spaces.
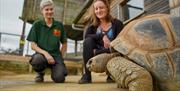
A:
0,73,127,91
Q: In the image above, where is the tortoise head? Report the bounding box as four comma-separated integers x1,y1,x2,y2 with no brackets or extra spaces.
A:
86,53,120,73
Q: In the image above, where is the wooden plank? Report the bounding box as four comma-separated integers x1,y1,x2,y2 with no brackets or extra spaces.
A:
169,0,180,8
144,0,170,15
170,7,180,15
0,54,83,74
21,0,86,25
0,54,82,67
0,54,30,62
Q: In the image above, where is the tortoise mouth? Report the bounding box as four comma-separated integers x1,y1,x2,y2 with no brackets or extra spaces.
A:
110,47,117,53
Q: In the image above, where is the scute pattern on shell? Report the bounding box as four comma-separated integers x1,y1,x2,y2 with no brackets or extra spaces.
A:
110,14,180,91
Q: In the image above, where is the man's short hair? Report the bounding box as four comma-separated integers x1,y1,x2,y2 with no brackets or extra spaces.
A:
40,0,54,10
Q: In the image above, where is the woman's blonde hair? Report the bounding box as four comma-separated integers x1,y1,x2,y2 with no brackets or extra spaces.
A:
90,0,113,27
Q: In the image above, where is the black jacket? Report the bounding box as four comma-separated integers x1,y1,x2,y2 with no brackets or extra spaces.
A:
84,19,123,41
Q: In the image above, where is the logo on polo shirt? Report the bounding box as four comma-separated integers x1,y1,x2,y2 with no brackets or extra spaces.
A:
53,29,61,37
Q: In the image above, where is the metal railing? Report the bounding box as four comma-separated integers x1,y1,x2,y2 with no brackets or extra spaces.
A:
0,32,83,56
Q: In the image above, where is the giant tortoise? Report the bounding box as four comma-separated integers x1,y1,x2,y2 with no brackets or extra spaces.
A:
86,14,180,91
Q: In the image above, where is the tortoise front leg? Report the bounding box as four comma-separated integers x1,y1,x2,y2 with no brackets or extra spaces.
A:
107,57,153,91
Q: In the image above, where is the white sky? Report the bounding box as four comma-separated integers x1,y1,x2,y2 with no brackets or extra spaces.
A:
0,0,31,35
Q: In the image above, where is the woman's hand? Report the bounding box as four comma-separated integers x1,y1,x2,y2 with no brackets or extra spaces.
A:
44,52,55,64
103,35,111,49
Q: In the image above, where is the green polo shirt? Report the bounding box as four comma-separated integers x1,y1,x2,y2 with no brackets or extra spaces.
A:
27,18,67,58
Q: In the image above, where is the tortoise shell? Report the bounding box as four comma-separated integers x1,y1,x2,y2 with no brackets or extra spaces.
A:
111,14,180,90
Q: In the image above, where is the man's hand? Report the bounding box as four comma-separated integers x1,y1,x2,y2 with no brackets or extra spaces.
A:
60,43,67,58
31,42,55,64
44,52,55,64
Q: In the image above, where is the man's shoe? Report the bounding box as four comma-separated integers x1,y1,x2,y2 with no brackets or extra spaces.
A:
78,74,92,84
35,72,45,82
106,76,115,83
